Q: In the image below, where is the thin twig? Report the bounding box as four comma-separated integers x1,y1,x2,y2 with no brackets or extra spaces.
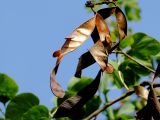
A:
84,90,135,120
113,51,155,73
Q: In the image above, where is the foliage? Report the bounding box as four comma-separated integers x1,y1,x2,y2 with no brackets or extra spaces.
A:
0,74,50,120
1,0,160,120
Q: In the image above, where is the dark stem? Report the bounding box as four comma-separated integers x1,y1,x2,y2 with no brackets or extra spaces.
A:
84,90,135,120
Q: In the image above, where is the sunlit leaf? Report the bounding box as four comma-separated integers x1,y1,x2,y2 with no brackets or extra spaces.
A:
115,7,127,40
127,32,160,60
119,34,134,49
67,77,93,92
5,93,39,120
134,86,148,100
53,71,101,118
0,73,18,104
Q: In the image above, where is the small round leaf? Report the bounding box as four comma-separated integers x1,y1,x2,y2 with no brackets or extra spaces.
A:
0,73,18,104
5,93,39,120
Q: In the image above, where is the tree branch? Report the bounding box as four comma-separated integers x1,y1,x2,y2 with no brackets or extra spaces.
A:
113,51,155,74
84,90,135,120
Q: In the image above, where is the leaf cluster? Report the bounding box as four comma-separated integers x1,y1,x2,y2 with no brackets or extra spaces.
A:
0,73,50,120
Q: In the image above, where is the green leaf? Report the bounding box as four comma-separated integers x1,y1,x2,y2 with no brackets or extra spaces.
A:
0,73,18,104
5,93,39,120
112,71,125,89
22,105,49,120
123,0,141,21
117,103,135,116
127,32,160,60
119,61,140,87
67,77,93,92
119,35,134,49
121,60,151,76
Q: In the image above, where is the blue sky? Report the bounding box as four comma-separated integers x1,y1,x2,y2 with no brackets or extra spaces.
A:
0,0,160,111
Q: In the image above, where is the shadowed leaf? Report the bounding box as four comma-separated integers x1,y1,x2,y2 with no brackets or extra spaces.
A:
53,71,101,118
